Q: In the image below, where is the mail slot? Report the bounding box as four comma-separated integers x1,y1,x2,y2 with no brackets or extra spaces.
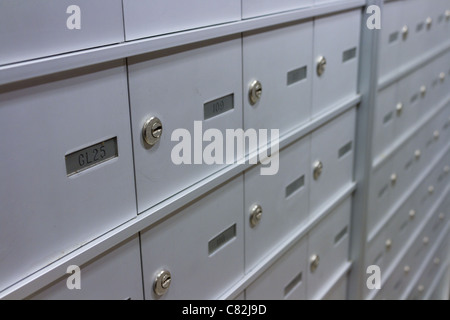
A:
0,0,124,65
28,235,143,300
127,36,243,213
122,0,241,40
140,175,244,299
0,61,136,292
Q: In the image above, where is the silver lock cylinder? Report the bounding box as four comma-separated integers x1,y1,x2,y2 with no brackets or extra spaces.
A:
313,160,323,180
414,149,421,160
154,269,171,296
434,257,440,265
420,85,427,97
385,239,392,250
390,173,397,186
143,116,163,146
316,56,327,76
439,212,445,220
417,285,424,293
428,185,434,194
396,102,403,116
310,254,320,273
444,166,450,174
426,17,432,29
423,236,429,245
440,72,446,82
409,209,416,219
249,204,262,228
433,130,439,140
249,80,262,105
446,10,450,20
404,265,410,274
402,25,409,40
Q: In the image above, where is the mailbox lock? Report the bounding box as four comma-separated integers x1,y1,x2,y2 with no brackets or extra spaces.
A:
143,116,163,146
409,209,416,219
444,166,450,174
249,80,262,105
439,212,445,220
385,239,392,250
417,285,424,293
396,102,403,116
316,56,327,76
434,257,440,265
402,25,409,40
390,173,397,185
414,149,421,160
420,85,427,97
250,204,263,228
426,17,432,29
154,269,171,296
428,185,434,194
404,265,410,274
433,130,440,140
446,10,450,20
440,72,446,82
313,160,323,180
310,254,320,273
423,236,429,245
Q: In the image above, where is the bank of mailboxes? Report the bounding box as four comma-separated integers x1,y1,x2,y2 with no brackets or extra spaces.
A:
29,235,143,300
0,62,137,293
373,55,450,161
368,113,450,234
378,0,450,80
245,197,351,300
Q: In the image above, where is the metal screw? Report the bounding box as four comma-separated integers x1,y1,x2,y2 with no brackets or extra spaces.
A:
414,149,421,160
409,209,416,219
249,204,263,228
434,257,440,265
390,173,397,185
404,265,410,274
317,56,327,76
385,239,392,250
428,185,434,194
313,160,323,180
417,285,424,292
154,270,171,296
423,236,429,245
249,80,262,105
433,130,440,140
440,72,446,82
420,85,427,97
310,254,320,273
396,102,403,116
142,116,163,146
402,25,409,40
426,17,432,29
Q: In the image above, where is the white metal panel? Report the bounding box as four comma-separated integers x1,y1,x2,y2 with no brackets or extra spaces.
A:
377,0,404,80
140,175,244,300
391,137,416,203
243,20,313,140
0,0,124,65
395,69,422,138
372,84,397,159
128,36,242,213
307,197,351,299
0,61,136,292
245,236,307,300
367,157,394,234
312,9,360,117
244,136,310,272
122,0,241,41
27,235,143,300
322,275,347,300
242,0,313,19
310,108,355,216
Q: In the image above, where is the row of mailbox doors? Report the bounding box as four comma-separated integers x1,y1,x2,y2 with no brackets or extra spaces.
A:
378,0,450,80
1,0,353,65
365,148,450,298
373,49,450,160
28,188,352,300
0,11,360,292
368,104,450,235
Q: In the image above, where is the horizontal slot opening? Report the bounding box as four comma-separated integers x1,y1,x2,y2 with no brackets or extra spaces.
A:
208,224,236,256
416,22,424,32
285,175,305,198
400,221,408,232
374,253,383,265
287,66,307,85
334,226,348,245
338,141,353,158
383,111,393,124
378,184,388,198
389,32,399,43
342,47,357,62
394,279,402,290
284,272,302,297
405,159,413,170
411,93,418,104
